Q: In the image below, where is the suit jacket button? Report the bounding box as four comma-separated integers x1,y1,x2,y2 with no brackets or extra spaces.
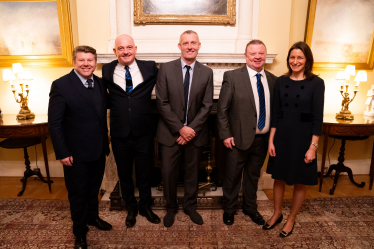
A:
128,96,131,99
253,127,256,130
129,108,131,111
254,114,257,118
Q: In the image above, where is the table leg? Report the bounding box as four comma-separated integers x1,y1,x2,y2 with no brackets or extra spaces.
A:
370,139,374,190
41,135,52,193
319,134,329,192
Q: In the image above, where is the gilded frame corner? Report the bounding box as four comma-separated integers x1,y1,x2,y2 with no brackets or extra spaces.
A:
305,0,374,70
0,0,74,67
133,0,236,25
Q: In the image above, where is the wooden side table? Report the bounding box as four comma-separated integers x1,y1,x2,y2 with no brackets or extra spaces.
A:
319,114,374,194
0,114,52,195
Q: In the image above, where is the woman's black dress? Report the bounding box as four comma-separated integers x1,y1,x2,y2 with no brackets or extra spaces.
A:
266,75,325,186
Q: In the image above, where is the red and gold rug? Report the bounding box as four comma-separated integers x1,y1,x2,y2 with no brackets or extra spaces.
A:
0,197,373,248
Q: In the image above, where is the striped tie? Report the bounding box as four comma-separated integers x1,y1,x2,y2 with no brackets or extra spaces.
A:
124,66,133,93
256,73,266,130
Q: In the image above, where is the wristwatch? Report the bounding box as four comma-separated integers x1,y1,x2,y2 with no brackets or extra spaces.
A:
311,142,318,149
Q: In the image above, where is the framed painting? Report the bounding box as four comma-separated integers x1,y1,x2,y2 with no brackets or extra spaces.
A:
134,0,236,25
305,0,374,69
0,0,73,67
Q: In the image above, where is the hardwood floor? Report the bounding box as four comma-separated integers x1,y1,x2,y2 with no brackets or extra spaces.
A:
0,175,373,200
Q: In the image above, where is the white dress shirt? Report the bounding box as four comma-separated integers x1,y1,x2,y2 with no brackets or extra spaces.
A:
113,60,144,92
246,66,271,134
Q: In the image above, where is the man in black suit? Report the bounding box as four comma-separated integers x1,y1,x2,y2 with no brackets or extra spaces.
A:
102,34,160,228
48,46,112,249
156,30,213,227
217,40,276,226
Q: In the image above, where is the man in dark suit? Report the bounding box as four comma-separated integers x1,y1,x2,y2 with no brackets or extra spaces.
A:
156,30,213,227
102,34,160,228
48,46,112,249
217,40,276,226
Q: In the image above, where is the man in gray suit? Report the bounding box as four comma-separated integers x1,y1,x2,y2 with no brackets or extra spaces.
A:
156,30,213,227
217,39,276,226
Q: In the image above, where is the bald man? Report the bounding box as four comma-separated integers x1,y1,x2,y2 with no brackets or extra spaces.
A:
102,34,160,227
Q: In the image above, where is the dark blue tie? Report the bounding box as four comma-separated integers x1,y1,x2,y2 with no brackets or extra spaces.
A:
184,65,191,111
256,73,266,130
124,66,133,93
86,79,93,89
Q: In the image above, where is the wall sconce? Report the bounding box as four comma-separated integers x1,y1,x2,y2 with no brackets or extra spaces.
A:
2,63,35,120
335,65,361,120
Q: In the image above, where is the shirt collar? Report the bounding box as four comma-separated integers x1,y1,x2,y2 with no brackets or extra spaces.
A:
74,69,94,84
246,65,265,78
181,58,196,71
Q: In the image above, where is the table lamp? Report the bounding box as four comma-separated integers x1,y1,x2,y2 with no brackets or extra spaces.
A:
335,65,358,120
2,63,35,120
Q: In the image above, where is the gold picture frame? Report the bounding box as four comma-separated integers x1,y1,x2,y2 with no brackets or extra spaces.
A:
305,0,374,70
0,0,73,67
134,0,236,25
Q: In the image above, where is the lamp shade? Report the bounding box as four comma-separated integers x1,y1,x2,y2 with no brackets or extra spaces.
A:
345,65,356,76
12,63,23,74
2,69,16,81
354,70,367,82
335,69,349,80
21,69,33,80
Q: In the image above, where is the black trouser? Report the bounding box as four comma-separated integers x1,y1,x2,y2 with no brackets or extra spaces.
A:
222,135,268,214
63,153,106,237
111,133,153,211
160,142,203,213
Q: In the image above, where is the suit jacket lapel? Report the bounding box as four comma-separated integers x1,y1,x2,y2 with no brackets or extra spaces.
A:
68,70,100,117
174,59,185,108
136,59,150,84
241,66,256,111
95,74,106,118
106,60,127,96
187,61,201,110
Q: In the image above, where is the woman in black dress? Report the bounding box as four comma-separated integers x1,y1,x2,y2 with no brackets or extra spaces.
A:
263,42,324,237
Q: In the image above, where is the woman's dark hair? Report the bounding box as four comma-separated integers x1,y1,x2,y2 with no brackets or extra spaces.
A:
285,41,316,79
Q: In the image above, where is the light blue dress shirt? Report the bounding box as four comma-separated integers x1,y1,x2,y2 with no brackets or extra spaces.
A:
74,69,94,88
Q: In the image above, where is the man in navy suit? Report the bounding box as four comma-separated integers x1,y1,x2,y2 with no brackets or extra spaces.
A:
48,46,112,249
102,34,160,227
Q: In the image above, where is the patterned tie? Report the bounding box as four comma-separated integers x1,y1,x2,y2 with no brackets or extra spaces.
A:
86,79,94,89
256,73,266,130
124,66,133,93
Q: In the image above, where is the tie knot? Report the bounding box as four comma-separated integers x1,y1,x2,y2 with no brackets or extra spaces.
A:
125,66,129,71
86,79,93,89
185,65,191,70
256,73,261,79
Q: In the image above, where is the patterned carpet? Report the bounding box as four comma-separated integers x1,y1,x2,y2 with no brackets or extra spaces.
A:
1,197,374,248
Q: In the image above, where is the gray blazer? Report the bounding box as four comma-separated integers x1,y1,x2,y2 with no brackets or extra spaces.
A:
217,66,276,150
156,58,213,147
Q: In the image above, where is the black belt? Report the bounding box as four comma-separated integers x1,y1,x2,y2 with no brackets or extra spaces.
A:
255,133,268,138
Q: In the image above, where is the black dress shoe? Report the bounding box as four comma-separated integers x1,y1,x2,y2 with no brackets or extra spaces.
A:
184,210,203,225
223,212,234,225
74,235,87,249
280,222,295,238
87,217,112,231
139,209,161,224
126,210,138,228
163,211,177,228
263,214,283,230
243,210,265,225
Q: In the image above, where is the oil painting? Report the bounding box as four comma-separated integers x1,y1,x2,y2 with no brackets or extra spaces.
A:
0,1,61,56
134,0,236,25
305,0,374,69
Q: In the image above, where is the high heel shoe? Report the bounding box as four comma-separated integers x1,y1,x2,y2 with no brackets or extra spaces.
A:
279,222,295,238
262,214,283,230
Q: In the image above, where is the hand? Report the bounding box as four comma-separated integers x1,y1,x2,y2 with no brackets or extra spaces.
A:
304,147,316,164
60,156,73,166
179,126,196,141
223,137,235,149
176,136,188,145
268,142,276,157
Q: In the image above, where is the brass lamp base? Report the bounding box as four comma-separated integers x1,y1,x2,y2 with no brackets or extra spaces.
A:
17,112,35,120
336,110,354,120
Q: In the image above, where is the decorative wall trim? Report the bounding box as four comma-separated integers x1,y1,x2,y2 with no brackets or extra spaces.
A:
97,52,277,64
